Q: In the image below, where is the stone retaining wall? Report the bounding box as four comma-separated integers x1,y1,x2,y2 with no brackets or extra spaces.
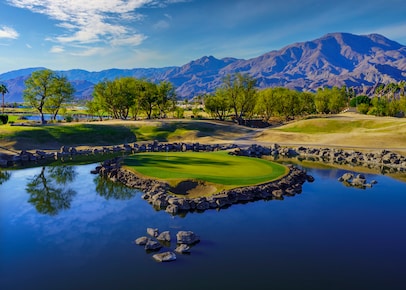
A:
231,144,406,173
92,155,314,216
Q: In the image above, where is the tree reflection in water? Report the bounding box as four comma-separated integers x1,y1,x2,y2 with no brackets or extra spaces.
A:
26,166,77,216
0,170,11,185
94,176,137,200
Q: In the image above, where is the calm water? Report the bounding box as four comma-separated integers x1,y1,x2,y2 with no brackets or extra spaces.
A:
1,164,406,290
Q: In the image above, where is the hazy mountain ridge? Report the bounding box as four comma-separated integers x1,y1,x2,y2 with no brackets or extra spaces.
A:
1,32,405,102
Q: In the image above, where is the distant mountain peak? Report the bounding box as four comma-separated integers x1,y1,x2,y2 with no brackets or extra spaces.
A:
1,32,405,101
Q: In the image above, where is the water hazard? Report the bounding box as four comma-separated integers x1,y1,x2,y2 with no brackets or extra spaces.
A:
1,163,405,290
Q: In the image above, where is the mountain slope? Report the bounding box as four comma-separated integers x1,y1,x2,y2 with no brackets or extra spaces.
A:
1,32,405,102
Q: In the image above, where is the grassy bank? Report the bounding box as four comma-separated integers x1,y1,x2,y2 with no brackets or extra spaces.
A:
123,151,288,189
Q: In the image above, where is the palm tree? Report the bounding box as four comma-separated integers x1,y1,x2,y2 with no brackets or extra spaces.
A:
0,83,9,114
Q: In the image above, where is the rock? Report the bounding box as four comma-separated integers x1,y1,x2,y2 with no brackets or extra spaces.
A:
135,236,150,245
341,173,354,182
176,231,200,245
152,251,177,262
157,231,171,242
144,240,162,251
166,204,179,215
147,227,159,237
175,244,191,254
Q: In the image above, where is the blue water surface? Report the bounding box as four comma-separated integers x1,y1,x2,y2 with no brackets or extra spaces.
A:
0,164,405,290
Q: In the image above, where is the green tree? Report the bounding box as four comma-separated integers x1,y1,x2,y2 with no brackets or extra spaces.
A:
156,81,177,118
0,83,9,114
369,97,388,116
45,75,75,121
315,88,330,114
328,87,347,114
350,95,371,107
204,90,230,121
139,80,158,119
23,69,75,124
223,73,257,124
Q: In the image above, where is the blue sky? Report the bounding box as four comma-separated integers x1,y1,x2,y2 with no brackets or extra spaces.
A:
1,0,406,74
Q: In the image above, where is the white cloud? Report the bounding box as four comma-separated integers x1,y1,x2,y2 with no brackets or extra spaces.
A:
0,25,19,39
50,46,64,53
26,43,32,48
7,0,155,48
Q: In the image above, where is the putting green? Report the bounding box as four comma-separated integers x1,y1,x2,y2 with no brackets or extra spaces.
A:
123,151,288,187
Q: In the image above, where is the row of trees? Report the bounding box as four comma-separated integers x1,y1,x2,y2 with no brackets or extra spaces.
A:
204,73,349,122
2,69,406,125
87,78,176,120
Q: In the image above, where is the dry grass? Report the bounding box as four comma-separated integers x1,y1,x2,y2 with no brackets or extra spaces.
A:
255,113,406,154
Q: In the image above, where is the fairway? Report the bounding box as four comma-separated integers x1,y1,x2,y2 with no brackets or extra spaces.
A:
123,151,288,187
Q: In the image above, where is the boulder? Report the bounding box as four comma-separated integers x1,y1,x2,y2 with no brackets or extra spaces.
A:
175,244,191,254
147,228,159,237
152,252,177,262
144,240,162,251
157,231,171,242
135,236,150,245
176,231,200,245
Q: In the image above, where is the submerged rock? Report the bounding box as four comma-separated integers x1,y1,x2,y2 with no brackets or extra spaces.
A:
144,240,162,251
175,244,191,254
135,236,149,245
152,251,177,262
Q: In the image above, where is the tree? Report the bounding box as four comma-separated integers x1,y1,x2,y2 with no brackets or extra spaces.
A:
204,90,230,121
46,75,75,121
156,81,177,118
350,95,371,107
23,69,75,124
139,80,158,119
0,83,9,114
222,73,257,124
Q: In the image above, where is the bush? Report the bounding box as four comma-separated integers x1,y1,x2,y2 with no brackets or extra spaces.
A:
65,115,73,122
0,115,8,124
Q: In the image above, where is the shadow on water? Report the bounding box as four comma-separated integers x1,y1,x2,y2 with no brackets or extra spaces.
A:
0,170,11,185
94,176,138,200
25,166,78,216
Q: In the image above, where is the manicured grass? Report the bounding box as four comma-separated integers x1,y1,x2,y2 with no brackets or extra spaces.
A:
123,151,288,187
276,118,406,134
0,120,250,150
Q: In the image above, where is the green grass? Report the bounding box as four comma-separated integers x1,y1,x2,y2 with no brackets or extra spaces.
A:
0,124,137,148
123,151,288,187
0,120,250,150
276,119,405,134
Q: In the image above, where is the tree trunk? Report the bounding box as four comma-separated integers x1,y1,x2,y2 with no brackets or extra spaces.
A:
40,112,46,124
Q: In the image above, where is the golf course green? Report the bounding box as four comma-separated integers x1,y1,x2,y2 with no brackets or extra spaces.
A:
123,151,288,188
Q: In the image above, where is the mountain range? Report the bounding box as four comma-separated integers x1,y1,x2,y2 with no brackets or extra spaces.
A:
1,32,406,103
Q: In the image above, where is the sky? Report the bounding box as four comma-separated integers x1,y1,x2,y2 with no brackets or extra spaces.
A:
1,0,406,74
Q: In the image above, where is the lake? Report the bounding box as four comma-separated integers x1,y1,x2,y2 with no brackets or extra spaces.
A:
1,163,405,290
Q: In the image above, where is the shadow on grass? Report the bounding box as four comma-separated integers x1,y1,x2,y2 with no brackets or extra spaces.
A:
125,155,231,169
9,124,138,150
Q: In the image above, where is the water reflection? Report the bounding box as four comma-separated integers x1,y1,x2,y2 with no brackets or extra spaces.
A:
0,170,11,185
94,176,138,200
26,166,77,215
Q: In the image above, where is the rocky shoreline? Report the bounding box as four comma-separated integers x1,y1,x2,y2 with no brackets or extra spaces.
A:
1,141,405,174
91,151,314,216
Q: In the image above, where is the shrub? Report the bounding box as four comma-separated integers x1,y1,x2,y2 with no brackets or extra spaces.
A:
0,115,8,124
65,115,73,122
